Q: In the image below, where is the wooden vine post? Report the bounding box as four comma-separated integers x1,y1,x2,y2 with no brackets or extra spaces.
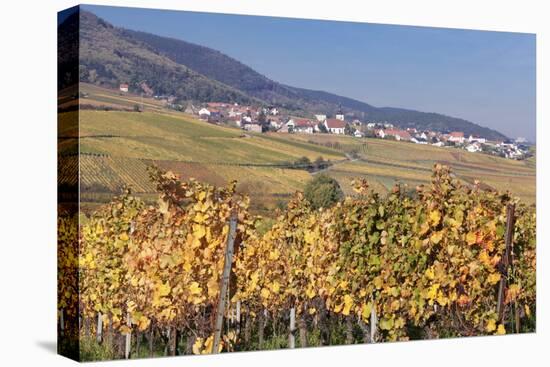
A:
212,210,238,354
96,312,103,343
370,299,377,343
497,203,516,323
124,312,131,359
289,307,296,348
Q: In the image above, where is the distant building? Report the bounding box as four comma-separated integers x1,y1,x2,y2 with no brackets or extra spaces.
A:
243,123,262,133
209,109,223,122
335,113,345,121
315,114,327,122
119,83,129,92
465,143,482,153
375,129,386,139
268,116,283,129
468,135,487,144
354,130,364,138
292,118,315,134
384,129,412,141
198,108,211,120
448,131,465,143
515,137,528,144
207,102,230,109
324,118,346,134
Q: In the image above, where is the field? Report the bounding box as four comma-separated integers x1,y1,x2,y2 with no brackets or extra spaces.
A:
59,84,536,214
286,133,536,202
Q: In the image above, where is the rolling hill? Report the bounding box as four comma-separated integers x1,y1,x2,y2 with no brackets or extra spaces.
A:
67,8,508,140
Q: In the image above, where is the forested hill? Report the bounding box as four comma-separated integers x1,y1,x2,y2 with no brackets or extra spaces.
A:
75,9,508,140
78,11,257,105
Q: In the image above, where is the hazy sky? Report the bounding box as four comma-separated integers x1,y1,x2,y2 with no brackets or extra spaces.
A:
82,5,536,141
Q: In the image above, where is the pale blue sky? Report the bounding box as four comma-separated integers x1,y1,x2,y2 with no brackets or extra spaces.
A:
81,5,536,141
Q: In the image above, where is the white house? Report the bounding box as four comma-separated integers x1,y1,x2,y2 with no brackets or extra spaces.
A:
325,118,346,134
465,143,482,153
375,129,386,138
335,113,345,121
354,130,363,138
315,114,327,122
385,129,412,141
292,118,315,134
269,118,282,129
119,83,129,92
416,132,428,140
515,137,528,144
244,123,262,133
198,108,211,120
367,123,377,129
468,135,487,144
280,119,296,133
448,132,465,144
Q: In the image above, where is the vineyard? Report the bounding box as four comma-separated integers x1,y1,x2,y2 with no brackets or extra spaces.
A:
58,164,536,361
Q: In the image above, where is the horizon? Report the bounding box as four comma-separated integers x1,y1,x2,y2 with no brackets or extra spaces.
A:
80,5,536,142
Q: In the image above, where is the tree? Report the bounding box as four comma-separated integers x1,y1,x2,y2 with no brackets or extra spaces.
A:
258,110,267,124
317,122,328,133
294,156,312,170
303,174,343,210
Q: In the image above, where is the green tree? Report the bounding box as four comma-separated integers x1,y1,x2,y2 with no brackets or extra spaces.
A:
303,174,344,210
344,124,354,136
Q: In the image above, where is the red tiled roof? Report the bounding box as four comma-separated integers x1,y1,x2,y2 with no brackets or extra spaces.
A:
450,131,464,138
294,118,314,127
325,119,346,128
207,102,229,108
385,129,412,140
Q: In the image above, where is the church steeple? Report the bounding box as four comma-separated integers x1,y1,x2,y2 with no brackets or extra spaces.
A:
335,103,345,121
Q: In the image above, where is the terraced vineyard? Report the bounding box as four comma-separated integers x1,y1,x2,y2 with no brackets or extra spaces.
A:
286,133,536,203
58,85,535,215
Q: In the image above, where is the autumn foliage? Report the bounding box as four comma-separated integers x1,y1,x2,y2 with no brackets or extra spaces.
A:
58,164,536,358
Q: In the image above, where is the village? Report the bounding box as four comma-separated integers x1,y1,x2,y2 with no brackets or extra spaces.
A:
173,98,532,161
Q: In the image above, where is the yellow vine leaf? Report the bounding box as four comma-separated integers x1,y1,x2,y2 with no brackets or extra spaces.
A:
192,338,203,355
193,224,206,239
487,272,501,285
466,232,477,245
361,302,372,320
486,319,496,332
342,295,353,316
431,231,443,244
158,282,171,297
429,210,441,225
189,282,202,295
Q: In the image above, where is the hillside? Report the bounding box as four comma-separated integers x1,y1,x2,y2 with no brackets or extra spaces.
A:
77,11,257,105
74,9,508,140
62,84,535,215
